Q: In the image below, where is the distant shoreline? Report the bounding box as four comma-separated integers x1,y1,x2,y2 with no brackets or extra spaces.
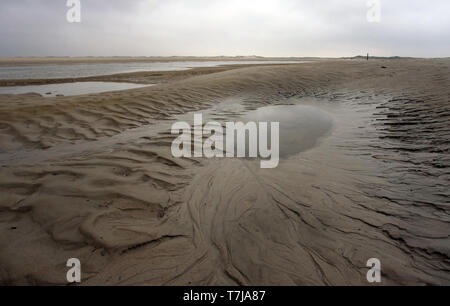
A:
0,55,443,67
0,62,309,86
0,56,322,67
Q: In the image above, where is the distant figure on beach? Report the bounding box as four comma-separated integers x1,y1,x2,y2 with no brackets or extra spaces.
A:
367,53,369,61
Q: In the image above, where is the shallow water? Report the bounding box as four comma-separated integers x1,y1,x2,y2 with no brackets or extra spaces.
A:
243,105,334,158
0,61,305,80
0,82,151,97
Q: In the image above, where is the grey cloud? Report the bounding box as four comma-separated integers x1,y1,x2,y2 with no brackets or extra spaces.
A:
0,0,448,57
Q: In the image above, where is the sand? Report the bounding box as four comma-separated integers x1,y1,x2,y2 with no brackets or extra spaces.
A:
0,59,449,285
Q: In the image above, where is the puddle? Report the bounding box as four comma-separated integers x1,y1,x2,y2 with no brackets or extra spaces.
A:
243,105,334,158
175,102,335,159
0,82,152,97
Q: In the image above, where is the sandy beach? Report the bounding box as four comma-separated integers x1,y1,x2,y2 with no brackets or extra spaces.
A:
0,58,449,285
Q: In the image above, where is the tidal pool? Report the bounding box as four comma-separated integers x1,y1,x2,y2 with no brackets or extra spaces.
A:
0,82,151,97
243,104,334,158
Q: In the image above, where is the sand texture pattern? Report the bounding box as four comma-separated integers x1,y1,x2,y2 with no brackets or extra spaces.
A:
0,59,449,285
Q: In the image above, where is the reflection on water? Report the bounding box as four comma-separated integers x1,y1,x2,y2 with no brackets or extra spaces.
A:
243,105,334,158
0,82,151,97
0,61,306,80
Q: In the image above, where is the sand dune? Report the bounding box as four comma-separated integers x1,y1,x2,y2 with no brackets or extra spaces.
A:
0,59,449,285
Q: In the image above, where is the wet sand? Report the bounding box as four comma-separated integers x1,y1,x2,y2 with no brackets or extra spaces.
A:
0,59,449,285
0,82,152,97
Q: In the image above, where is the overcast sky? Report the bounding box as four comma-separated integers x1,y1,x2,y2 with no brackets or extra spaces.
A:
0,0,448,57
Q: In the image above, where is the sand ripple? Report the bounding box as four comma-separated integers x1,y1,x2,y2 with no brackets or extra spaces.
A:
0,59,449,285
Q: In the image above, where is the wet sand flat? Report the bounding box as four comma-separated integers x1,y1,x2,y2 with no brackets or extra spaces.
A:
0,82,152,97
0,59,449,285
